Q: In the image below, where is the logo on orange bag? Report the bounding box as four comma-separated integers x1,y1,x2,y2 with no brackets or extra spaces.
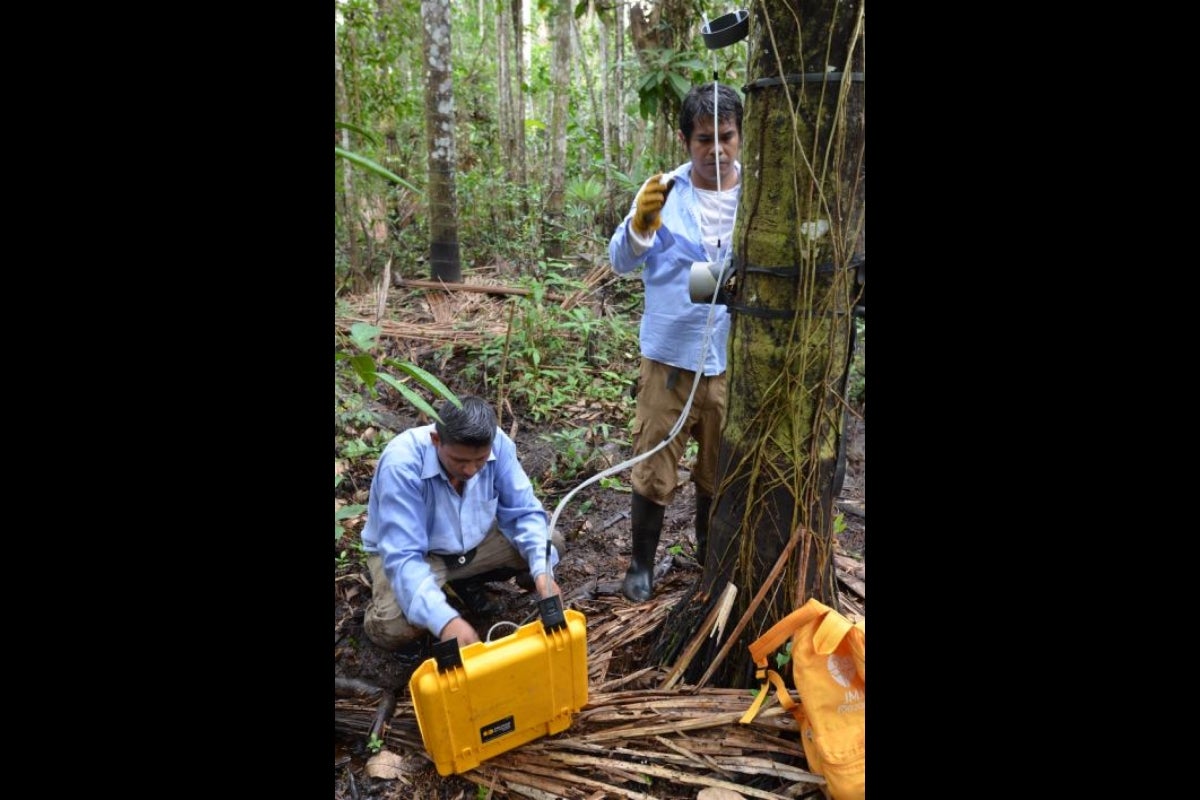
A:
827,652,857,688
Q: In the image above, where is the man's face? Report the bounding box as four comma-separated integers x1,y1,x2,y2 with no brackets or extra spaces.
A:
431,432,492,484
681,116,741,191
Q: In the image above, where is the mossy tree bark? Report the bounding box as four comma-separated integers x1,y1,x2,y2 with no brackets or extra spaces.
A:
685,0,866,689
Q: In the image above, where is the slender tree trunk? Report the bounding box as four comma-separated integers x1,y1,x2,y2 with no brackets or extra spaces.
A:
422,0,462,283
541,0,572,260
598,2,615,226
512,0,529,202
572,13,602,169
616,1,627,175
335,19,363,291
496,0,515,181
656,0,865,689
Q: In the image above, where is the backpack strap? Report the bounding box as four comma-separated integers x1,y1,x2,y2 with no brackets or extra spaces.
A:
739,666,805,725
812,608,853,654
746,599,831,668
740,599,833,726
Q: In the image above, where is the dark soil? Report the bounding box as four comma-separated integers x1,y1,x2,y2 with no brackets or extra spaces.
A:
334,320,865,799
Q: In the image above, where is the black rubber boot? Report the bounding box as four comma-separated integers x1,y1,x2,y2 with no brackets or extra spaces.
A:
622,493,666,602
695,492,712,567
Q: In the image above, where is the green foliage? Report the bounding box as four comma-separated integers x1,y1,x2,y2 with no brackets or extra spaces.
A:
335,323,461,541
339,438,378,460
335,121,381,147
454,168,539,264
540,427,594,479
604,165,643,197
564,176,607,235
632,47,711,122
336,322,458,419
566,176,604,209
336,504,368,542
775,640,793,671
456,261,638,425
366,733,384,754
599,475,629,493
335,147,422,194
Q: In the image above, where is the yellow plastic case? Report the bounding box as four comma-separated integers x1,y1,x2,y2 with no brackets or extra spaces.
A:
409,601,588,776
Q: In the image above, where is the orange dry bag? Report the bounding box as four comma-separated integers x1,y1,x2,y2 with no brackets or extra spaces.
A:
740,598,865,800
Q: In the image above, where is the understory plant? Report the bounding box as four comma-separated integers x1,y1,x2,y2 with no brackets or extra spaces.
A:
335,321,460,546
452,259,638,426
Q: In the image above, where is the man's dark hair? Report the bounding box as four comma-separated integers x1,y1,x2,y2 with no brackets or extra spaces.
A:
435,396,497,447
680,81,744,141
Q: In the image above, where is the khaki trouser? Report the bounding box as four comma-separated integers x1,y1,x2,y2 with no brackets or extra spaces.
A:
630,357,727,505
363,523,565,650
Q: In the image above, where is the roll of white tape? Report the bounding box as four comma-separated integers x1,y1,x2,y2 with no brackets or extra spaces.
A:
689,261,718,303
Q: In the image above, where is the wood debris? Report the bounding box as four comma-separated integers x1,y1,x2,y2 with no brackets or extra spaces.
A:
335,574,865,797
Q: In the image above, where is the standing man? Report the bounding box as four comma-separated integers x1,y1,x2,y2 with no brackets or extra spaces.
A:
360,395,563,648
608,82,744,602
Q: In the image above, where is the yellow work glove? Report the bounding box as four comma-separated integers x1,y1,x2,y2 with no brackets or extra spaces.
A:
631,173,673,237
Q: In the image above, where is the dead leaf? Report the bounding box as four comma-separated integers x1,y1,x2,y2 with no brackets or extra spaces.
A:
697,788,747,800
364,749,416,782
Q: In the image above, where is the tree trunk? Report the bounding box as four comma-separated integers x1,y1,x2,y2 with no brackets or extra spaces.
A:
335,18,363,292
422,0,462,283
512,0,529,201
614,1,626,177
661,0,866,689
571,13,602,175
541,0,572,260
496,0,515,183
598,2,616,227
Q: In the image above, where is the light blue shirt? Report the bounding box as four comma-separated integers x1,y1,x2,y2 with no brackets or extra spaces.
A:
360,424,557,636
608,162,740,376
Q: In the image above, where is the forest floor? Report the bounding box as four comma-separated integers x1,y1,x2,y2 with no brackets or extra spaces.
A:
333,279,865,800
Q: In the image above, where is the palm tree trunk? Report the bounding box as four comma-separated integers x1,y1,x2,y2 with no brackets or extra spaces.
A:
541,0,572,260
421,0,462,283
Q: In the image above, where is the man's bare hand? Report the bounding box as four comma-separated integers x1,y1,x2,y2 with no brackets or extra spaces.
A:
438,615,480,646
535,572,562,599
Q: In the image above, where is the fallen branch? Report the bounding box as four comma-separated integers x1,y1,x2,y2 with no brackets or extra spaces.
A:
334,677,384,700
395,277,566,303
538,752,812,800
369,688,397,743
599,509,630,532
